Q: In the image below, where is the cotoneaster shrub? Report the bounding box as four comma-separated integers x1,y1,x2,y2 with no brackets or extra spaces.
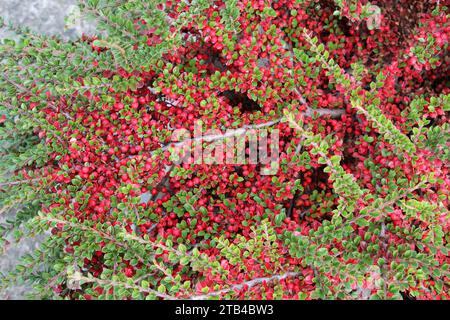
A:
0,0,448,300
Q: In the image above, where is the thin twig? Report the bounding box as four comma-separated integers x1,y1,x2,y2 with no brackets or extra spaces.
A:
188,272,300,300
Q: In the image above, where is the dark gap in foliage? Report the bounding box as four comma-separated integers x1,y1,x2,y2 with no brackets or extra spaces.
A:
332,14,352,37
287,173,302,218
400,291,417,300
319,0,353,38
220,90,261,113
320,29,331,39
206,47,226,72
337,17,352,37
233,165,243,176
373,0,431,44
430,63,450,94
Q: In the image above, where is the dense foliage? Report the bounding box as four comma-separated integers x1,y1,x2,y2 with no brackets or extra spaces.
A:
0,0,449,300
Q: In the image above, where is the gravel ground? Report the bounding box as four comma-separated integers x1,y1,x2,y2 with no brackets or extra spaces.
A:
0,0,95,300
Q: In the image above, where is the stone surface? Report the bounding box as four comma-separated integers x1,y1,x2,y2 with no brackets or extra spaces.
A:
0,0,96,39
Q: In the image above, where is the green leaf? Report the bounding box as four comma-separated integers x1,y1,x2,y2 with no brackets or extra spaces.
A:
275,211,286,226
158,284,166,294
356,218,369,227
180,257,190,266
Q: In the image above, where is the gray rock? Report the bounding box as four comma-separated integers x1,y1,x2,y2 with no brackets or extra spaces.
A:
0,0,96,40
